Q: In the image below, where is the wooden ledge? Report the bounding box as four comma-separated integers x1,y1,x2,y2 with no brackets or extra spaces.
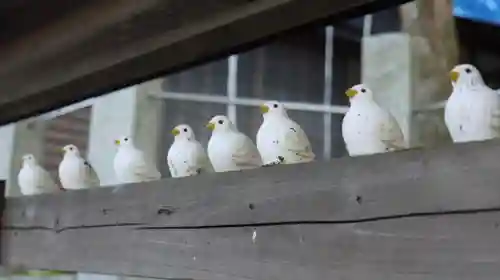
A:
3,140,500,279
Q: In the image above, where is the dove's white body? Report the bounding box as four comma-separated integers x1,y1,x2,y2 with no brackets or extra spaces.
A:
257,115,314,165
445,84,500,143
114,145,161,184
342,93,405,156
168,139,213,178
208,131,262,173
18,162,59,195
59,153,97,190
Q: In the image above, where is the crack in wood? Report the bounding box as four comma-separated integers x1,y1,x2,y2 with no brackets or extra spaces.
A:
2,222,146,233
136,206,500,230
4,206,500,233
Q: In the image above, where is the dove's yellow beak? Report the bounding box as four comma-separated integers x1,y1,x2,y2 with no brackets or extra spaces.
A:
345,88,358,98
114,139,120,146
260,105,269,114
206,122,215,131
171,128,180,136
450,71,459,83
60,147,65,153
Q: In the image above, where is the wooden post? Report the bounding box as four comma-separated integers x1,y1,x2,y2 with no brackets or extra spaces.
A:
400,0,458,147
362,0,458,148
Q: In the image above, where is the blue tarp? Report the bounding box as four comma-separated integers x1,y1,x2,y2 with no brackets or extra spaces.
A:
453,0,500,26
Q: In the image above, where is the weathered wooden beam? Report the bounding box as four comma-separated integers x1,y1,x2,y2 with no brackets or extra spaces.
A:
0,0,410,126
3,140,500,279
0,181,4,265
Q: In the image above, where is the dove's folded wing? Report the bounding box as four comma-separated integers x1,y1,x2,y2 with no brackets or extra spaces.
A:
180,148,202,176
231,135,262,168
84,160,100,187
168,159,178,177
282,124,315,160
379,113,406,151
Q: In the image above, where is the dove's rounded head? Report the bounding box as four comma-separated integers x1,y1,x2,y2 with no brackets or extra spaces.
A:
345,84,373,101
62,144,80,156
172,124,195,140
260,101,288,117
450,64,484,87
21,154,37,165
114,136,134,147
207,115,235,133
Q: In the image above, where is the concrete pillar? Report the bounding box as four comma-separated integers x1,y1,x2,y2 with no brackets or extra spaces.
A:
362,33,415,147
88,79,163,186
84,80,163,280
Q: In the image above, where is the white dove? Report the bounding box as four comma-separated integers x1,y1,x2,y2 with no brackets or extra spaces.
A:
167,124,213,178
256,101,315,165
59,144,100,190
445,64,500,143
342,84,406,156
18,154,61,195
113,136,161,184
207,115,262,172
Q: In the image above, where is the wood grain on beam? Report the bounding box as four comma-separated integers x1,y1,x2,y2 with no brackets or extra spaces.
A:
0,0,410,126
3,140,500,279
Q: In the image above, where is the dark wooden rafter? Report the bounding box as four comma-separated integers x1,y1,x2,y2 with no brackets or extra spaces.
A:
4,140,500,279
0,0,411,126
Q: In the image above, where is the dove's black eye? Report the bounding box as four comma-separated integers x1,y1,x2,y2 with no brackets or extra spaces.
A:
124,138,128,142
361,88,366,93
218,120,224,125
273,104,278,108
183,128,188,132
465,68,472,74
69,147,73,151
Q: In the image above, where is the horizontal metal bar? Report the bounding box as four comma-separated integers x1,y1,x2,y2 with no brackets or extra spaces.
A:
150,91,349,114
